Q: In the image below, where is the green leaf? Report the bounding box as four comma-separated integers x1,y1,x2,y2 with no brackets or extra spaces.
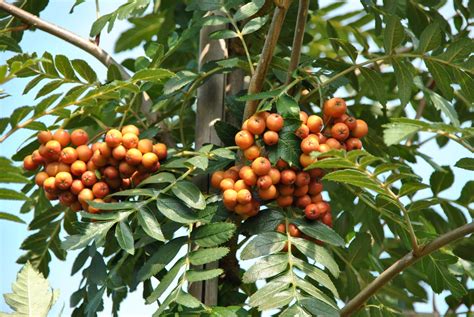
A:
383,122,421,146
0,172,29,183
131,68,174,82
305,157,354,170
189,247,229,265
323,170,384,194
175,290,202,308
10,106,33,128
0,36,22,53
242,16,269,35
276,94,300,119
242,254,288,283
55,55,77,80
137,172,175,187
191,222,236,247
293,257,339,298
429,92,460,127
115,221,135,255
430,166,454,195
156,196,198,224
292,238,339,277
186,156,209,171
425,61,453,100
171,180,206,210
0,211,25,224
214,120,240,147
62,211,132,250
392,59,413,106
87,200,136,210
233,0,265,21
201,15,230,26
146,259,185,304
455,158,474,171
115,14,166,52
300,297,339,317
137,237,186,282
295,277,338,308
268,118,301,167
209,29,238,40
347,232,371,265
237,88,283,101
292,219,345,246
360,68,386,104
0,188,29,201
240,232,286,260
163,70,197,95
137,207,165,241
186,268,223,282
417,23,442,53
249,276,290,307
383,15,405,53
421,254,466,298
3,262,59,317
71,59,97,83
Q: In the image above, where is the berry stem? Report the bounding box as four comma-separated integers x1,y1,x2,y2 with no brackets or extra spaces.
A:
285,0,310,88
243,0,292,120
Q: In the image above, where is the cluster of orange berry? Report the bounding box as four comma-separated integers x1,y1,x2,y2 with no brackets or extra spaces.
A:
211,98,367,224
23,125,167,213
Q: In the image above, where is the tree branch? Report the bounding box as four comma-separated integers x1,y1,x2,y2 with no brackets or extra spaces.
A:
0,1,177,146
242,0,292,120
340,222,474,317
0,0,129,80
285,0,309,87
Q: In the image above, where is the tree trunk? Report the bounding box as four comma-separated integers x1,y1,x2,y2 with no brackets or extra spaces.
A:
189,11,228,306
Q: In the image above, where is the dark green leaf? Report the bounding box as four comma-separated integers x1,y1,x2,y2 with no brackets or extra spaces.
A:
276,94,299,119
131,68,174,82
171,180,206,210
455,158,474,171
55,55,77,80
0,211,25,224
137,207,165,241
426,61,454,100
242,253,288,283
189,247,229,265
210,29,238,40
156,196,198,223
214,120,240,147
417,23,442,53
186,268,223,282
383,15,405,53
115,221,135,255
0,188,29,201
292,219,345,246
233,0,265,21
71,59,97,83
292,237,339,277
191,222,236,247
242,16,269,35
137,237,186,282
360,68,386,104
430,166,454,195
392,59,413,106
240,232,286,260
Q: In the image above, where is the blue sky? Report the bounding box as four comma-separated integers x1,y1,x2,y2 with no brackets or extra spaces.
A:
0,1,471,316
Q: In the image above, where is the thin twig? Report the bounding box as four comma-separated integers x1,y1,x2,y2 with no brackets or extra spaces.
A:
340,222,474,316
285,0,309,89
243,0,292,120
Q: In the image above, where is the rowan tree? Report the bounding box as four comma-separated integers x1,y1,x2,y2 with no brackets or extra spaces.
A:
0,1,473,316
